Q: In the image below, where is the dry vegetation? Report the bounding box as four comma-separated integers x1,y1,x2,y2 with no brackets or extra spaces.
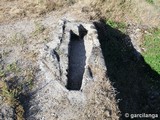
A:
0,18,51,119
83,0,160,27
0,0,77,23
0,60,36,119
0,0,160,119
1,0,160,26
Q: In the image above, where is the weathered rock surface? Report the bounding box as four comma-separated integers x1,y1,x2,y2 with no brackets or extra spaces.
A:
0,103,15,120
27,20,119,120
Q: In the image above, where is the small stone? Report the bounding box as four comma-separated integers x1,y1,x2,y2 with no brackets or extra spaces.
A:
105,110,111,117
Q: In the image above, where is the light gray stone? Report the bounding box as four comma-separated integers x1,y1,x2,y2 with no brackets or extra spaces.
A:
27,20,119,120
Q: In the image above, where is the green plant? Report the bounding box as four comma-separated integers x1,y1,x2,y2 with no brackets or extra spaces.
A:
1,81,19,103
67,0,76,5
23,68,35,90
10,33,26,45
142,28,160,74
0,80,24,120
146,0,154,4
0,62,36,120
2,50,11,57
0,70,5,77
6,62,20,73
106,19,127,33
33,21,45,36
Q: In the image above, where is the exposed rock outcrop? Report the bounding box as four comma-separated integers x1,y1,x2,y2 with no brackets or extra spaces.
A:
27,20,119,120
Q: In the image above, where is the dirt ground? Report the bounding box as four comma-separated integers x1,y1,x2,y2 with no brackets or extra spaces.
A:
0,0,160,119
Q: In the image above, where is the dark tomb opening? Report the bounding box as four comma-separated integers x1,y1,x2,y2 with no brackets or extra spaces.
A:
66,25,87,90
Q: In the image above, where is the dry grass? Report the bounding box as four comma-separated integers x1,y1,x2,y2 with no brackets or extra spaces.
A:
85,0,160,27
0,61,36,119
0,0,77,23
10,33,26,46
1,0,159,26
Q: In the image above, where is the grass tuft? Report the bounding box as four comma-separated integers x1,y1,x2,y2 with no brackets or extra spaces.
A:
32,22,45,36
0,61,36,120
10,33,26,46
146,0,154,4
106,19,127,33
142,28,160,74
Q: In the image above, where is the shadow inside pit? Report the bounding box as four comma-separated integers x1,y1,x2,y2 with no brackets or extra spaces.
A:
93,21,160,119
66,25,87,90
